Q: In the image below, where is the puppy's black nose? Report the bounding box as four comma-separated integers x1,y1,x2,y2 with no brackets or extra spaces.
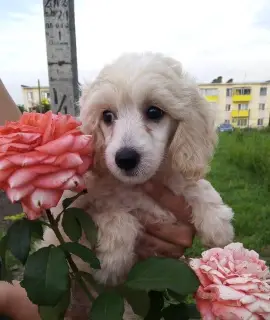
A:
115,148,140,171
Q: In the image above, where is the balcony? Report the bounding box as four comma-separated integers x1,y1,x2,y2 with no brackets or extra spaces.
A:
231,110,249,118
205,95,218,102
232,94,252,102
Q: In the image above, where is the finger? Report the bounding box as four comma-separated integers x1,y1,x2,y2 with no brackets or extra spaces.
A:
145,222,195,248
143,180,192,223
136,233,185,259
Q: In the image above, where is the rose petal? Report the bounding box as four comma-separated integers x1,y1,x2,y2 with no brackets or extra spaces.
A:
41,111,54,144
28,165,60,174
246,299,270,313
0,143,34,153
206,285,246,301
43,156,57,164
0,168,15,182
77,156,92,175
190,259,213,287
36,134,74,155
22,202,41,220
8,168,37,188
61,174,85,192
212,302,259,320
0,132,41,145
8,151,48,167
33,170,76,189
70,135,93,154
6,184,35,202
54,153,83,168
230,283,261,292
0,158,13,170
195,297,216,320
54,113,81,138
28,188,63,211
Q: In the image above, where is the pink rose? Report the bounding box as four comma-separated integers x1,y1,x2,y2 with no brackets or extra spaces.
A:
190,243,270,320
0,111,93,219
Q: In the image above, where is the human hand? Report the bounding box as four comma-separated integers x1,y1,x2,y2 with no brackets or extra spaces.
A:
0,281,40,320
135,180,195,260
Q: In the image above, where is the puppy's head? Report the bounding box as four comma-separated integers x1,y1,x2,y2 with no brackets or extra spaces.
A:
80,52,217,184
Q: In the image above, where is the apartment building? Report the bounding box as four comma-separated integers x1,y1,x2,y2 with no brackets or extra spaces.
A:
199,82,270,128
20,82,270,128
21,85,50,111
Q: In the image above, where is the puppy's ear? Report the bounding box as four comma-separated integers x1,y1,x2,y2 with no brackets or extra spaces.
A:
169,94,218,180
79,85,106,175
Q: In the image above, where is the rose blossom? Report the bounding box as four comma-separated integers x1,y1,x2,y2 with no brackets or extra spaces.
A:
190,243,270,320
0,111,93,219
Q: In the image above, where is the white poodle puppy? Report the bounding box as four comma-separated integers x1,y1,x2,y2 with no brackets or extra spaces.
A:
42,52,234,304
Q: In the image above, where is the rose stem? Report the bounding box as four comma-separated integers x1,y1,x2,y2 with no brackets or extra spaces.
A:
46,209,94,302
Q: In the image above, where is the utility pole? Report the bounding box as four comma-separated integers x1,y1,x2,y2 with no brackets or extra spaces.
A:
43,0,79,116
37,79,42,113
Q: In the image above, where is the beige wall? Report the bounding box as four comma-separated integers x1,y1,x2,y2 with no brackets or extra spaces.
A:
22,86,50,110
199,82,270,128
0,79,21,125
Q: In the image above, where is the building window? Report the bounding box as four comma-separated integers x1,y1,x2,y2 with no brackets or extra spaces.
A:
237,118,248,126
225,104,231,111
200,88,218,96
41,91,50,99
27,92,33,100
257,118,264,126
260,87,267,96
259,103,265,110
234,88,251,95
224,119,230,124
238,103,248,110
226,88,232,97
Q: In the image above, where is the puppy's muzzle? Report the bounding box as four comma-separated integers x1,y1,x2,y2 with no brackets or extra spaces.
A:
115,148,141,171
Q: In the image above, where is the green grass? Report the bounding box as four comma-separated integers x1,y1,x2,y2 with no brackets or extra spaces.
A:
187,129,270,262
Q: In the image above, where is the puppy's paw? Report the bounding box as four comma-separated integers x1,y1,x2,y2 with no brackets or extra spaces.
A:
200,220,234,248
196,205,235,248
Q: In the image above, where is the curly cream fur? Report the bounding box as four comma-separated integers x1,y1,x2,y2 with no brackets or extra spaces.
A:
42,52,234,319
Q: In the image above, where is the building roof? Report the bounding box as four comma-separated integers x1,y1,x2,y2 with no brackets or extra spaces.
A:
21,85,49,90
199,81,270,86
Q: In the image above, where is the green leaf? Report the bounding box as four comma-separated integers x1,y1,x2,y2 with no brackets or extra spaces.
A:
60,242,100,269
125,257,199,296
90,292,124,320
0,236,12,283
162,303,189,320
62,190,87,209
30,220,44,240
39,287,71,320
117,286,150,318
144,291,164,320
6,219,31,264
21,246,69,306
0,236,7,257
64,208,97,247
166,290,185,303
62,210,82,242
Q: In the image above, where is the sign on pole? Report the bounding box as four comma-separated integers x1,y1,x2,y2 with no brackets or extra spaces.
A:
43,0,79,116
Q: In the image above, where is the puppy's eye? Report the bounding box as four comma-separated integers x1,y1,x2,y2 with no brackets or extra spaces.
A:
102,110,116,125
145,106,164,121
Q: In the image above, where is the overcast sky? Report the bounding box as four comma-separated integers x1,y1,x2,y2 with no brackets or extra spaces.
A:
1,0,270,104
